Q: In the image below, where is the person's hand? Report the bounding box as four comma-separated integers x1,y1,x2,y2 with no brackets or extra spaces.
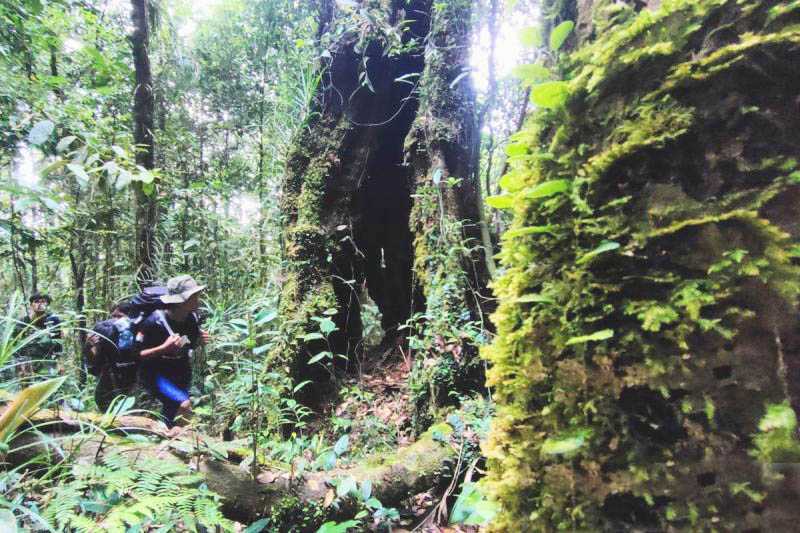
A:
199,330,211,345
159,334,184,356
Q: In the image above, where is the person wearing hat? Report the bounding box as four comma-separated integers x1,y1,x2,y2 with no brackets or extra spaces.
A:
136,275,209,429
14,292,63,378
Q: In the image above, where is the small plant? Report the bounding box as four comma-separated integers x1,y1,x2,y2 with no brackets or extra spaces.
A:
751,402,800,463
322,477,400,531
305,310,348,377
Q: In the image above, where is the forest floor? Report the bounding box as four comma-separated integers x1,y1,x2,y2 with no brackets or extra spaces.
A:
313,344,480,532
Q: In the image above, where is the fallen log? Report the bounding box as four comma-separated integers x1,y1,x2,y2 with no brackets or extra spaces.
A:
4,406,459,526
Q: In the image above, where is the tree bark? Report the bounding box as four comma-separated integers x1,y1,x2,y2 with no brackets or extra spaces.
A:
275,1,491,409
484,0,800,530
130,0,157,287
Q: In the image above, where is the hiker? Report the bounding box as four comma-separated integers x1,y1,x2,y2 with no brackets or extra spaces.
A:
136,275,209,429
87,302,139,412
14,292,63,377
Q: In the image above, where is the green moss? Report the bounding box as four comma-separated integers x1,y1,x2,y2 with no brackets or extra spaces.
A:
483,0,800,530
660,28,800,92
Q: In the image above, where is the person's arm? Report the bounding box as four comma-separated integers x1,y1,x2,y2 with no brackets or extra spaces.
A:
139,334,183,359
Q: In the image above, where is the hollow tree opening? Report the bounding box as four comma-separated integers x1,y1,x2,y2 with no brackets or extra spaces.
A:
274,1,489,406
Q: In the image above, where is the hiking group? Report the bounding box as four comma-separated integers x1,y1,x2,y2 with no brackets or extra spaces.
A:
15,274,209,431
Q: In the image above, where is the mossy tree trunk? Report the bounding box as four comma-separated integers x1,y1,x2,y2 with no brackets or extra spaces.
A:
275,0,491,407
484,0,800,530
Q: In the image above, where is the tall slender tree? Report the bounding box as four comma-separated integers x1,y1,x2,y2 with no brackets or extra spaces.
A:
130,0,157,285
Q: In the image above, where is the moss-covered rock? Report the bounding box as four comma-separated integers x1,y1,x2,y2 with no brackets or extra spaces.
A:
483,0,800,530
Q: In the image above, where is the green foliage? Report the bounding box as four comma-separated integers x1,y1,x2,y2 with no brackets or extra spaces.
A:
549,20,574,52
529,80,570,109
449,482,499,526
316,521,359,533
0,376,65,442
751,403,800,464
519,25,544,48
42,452,233,531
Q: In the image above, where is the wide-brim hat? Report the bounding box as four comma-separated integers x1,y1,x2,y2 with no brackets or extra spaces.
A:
160,274,206,304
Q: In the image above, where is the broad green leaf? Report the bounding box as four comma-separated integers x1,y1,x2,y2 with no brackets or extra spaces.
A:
365,497,382,509
39,196,60,211
498,170,528,192
505,226,556,238
101,160,119,177
530,81,570,109
576,240,620,265
40,159,67,177
303,332,325,342
137,168,154,184
115,169,133,190
505,143,528,157
514,293,554,304
449,482,499,525
361,479,372,500
541,428,591,456
319,450,338,470
293,380,311,394
66,163,90,185
307,351,329,364
565,329,614,346
485,195,514,209
519,25,543,48
56,135,77,153
523,179,570,200
0,377,66,442
255,310,277,325
319,318,337,335
243,518,270,533
317,521,359,533
464,499,500,525
0,509,18,532
336,476,357,498
334,434,349,456
28,120,55,145
512,63,551,86
549,20,575,52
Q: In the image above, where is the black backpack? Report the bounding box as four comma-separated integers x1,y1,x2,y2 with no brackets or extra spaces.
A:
86,318,136,378
86,285,168,378
126,285,168,320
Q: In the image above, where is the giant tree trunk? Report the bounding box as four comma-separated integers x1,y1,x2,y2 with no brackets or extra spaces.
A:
275,1,491,406
484,1,800,530
130,0,157,286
